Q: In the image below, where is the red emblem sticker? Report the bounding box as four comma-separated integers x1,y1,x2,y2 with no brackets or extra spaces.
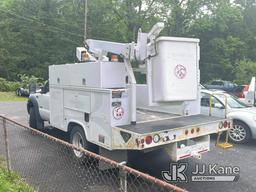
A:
174,64,187,79
113,107,124,120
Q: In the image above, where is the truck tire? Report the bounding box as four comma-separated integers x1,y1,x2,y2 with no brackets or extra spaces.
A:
70,126,98,160
29,107,37,129
229,121,251,144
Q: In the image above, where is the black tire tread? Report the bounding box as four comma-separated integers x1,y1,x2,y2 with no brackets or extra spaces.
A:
29,107,37,129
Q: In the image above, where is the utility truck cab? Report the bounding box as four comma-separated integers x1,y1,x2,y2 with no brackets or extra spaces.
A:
28,23,231,163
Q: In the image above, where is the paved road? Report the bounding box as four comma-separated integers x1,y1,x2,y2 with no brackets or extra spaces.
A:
1,101,256,192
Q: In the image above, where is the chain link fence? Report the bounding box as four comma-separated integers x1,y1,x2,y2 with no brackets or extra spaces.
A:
0,115,186,192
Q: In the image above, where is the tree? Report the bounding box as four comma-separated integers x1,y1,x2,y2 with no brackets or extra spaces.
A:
0,0,256,84
235,60,256,84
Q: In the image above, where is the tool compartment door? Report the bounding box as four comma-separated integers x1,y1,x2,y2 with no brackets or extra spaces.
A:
49,87,64,129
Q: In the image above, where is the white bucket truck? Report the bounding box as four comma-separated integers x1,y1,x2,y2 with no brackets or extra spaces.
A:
27,23,231,162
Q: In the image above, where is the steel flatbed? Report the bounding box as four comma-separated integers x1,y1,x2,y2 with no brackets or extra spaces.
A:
118,109,223,134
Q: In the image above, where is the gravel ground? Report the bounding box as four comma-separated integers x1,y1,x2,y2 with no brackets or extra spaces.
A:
0,101,256,192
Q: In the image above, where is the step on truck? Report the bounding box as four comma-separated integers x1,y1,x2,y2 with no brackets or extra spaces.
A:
27,23,231,163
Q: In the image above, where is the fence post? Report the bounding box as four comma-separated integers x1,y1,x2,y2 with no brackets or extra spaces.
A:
3,118,11,171
119,168,127,192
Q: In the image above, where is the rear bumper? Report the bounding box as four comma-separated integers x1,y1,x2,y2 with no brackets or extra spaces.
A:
112,118,231,151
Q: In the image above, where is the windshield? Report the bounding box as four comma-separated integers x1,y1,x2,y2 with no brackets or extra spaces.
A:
217,94,249,108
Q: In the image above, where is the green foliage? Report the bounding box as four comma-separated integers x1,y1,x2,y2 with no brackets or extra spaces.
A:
18,74,40,88
0,73,41,92
0,158,33,192
234,60,256,84
0,78,21,92
0,169,33,191
0,0,256,83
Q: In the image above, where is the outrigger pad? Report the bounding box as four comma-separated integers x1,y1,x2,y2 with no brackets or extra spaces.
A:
216,142,233,149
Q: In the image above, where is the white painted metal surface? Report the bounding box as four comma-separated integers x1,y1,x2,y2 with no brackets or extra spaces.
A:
76,47,87,61
244,77,255,106
150,37,200,102
49,61,127,89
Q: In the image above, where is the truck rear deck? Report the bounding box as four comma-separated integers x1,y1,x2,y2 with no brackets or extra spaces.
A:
112,109,227,161
119,109,223,134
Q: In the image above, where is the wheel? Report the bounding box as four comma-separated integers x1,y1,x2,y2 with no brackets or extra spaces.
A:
29,107,44,130
70,126,89,160
29,107,37,129
16,88,21,96
69,126,98,160
229,121,251,144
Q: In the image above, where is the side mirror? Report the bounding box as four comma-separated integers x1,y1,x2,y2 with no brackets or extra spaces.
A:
41,81,49,94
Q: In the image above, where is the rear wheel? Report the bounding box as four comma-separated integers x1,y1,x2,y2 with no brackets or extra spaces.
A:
229,121,251,144
69,126,98,160
70,126,87,159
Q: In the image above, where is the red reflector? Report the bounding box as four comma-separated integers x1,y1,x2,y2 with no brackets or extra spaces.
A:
179,154,191,159
145,136,152,145
198,149,208,154
224,121,228,128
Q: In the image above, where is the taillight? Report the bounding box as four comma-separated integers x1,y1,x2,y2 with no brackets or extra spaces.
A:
224,121,228,128
111,54,119,62
185,130,189,135
145,136,152,145
191,128,195,134
196,127,200,133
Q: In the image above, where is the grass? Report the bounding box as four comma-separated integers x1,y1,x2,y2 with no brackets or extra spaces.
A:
0,92,27,102
0,157,33,192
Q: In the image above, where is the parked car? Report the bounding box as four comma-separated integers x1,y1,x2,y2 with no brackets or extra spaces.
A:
200,89,256,144
204,80,237,93
16,83,42,97
233,84,249,98
16,87,29,96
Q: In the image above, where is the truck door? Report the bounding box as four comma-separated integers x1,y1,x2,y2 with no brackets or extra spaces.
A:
37,82,50,121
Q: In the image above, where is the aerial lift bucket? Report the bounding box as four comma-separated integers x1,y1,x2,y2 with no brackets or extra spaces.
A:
209,94,233,149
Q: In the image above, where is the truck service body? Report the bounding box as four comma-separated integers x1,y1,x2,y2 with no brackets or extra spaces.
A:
28,23,231,162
